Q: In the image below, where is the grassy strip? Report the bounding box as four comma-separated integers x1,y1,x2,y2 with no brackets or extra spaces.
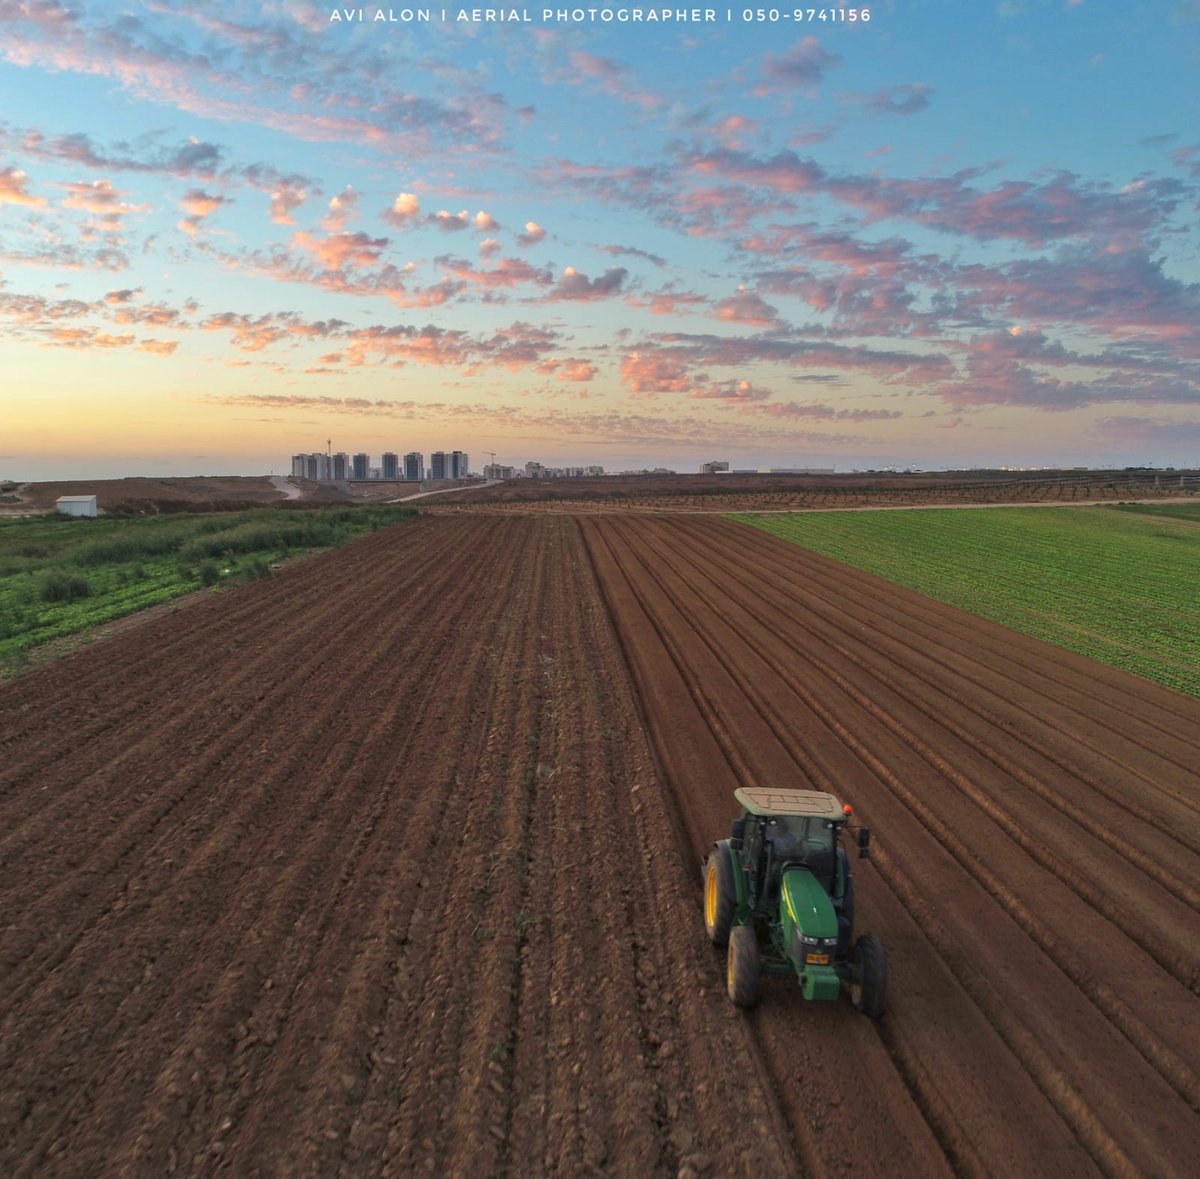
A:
732,505,1200,698
0,502,417,673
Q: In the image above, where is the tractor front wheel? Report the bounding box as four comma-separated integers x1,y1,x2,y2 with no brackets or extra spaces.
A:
727,925,759,1009
850,934,887,1019
704,848,736,947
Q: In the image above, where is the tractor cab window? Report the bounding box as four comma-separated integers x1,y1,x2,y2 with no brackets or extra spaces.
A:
765,816,835,887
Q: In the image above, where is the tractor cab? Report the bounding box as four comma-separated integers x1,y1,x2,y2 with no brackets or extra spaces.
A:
734,788,853,935
704,787,886,1016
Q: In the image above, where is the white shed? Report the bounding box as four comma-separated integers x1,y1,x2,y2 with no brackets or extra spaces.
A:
56,495,98,518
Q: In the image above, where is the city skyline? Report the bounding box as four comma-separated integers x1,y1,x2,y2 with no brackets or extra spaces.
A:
2,2,1199,481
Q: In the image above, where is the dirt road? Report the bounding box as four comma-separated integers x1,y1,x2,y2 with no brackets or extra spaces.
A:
2,513,1197,1176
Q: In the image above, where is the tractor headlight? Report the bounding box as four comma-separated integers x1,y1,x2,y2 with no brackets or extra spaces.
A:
800,935,838,947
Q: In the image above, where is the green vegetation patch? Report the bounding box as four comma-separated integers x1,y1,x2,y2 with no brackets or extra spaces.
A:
733,506,1200,697
0,502,417,674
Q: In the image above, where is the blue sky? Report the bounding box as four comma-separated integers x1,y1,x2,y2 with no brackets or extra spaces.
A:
1,0,1198,478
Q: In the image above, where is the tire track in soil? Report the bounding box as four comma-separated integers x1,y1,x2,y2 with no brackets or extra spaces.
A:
0,519,452,842
647,522,1200,997
583,515,1200,1178
0,515,810,1179
731,517,1200,798
0,521,470,1019
640,517,1200,1126
222,518,550,1177
581,517,956,1178
1,521,489,1174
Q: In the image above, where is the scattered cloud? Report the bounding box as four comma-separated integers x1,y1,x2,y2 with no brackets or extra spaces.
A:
542,266,628,302
178,188,229,235
433,209,470,231
855,83,934,116
384,191,421,227
758,38,842,93
0,164,45,207
518,220,547,246
292,230,390,271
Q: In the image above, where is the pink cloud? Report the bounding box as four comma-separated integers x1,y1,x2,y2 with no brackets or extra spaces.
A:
199,310,347,353
0,165,46,207
433,209,470,231
628,288,707,316
342,320,561,372
178,187,229,236
689,379,773,404
60,178,147,233
713,287,784,329
714,115,759,149
518,221,546,246
292,230,389,271
11,127,224,178
566,49,661,108
138,338,178,355
538,357,598,382
621,350,697,396
112,302,181,328
435,255,553,290
686,149,1185,247
45,327,135,350
541,266,628,302
383,191,421,227
267,181,308,225
181,189,227,218
322,186,359,231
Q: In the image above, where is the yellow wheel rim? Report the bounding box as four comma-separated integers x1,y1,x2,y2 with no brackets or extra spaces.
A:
704,865,716,928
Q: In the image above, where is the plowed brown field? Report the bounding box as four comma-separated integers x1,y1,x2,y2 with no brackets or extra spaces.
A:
2,513,1198,1177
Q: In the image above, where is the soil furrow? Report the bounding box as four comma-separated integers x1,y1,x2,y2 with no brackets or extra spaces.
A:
584,515,1200,1177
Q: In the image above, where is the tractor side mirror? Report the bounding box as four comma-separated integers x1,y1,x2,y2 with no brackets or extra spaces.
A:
730,818,746,848
857,827,871,859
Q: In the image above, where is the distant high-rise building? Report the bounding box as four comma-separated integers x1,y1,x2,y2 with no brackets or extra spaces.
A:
352,452,370,480
404,452,424,481
305,452,330,481
700,460,730,474
332,452,349,480
450,450,469,479
430,451,447,479
382,452,399,480
291,454,307,477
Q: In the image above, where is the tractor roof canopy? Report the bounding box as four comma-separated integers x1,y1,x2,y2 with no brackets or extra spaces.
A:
735,788,844,820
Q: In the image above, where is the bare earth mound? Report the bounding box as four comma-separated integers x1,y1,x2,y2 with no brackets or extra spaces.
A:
1,513,1197,1175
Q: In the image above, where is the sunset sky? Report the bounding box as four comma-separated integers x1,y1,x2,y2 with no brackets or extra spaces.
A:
2,0,1198,479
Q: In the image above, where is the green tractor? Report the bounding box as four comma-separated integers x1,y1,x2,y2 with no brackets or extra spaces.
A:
703,787,887,1017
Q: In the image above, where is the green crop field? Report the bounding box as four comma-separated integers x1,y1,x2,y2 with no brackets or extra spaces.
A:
0,503,416,675
733,504,1200,697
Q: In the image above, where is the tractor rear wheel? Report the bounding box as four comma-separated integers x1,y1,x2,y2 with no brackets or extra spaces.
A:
850,934,887,1019
727,925,759,1009
704,848,736,947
